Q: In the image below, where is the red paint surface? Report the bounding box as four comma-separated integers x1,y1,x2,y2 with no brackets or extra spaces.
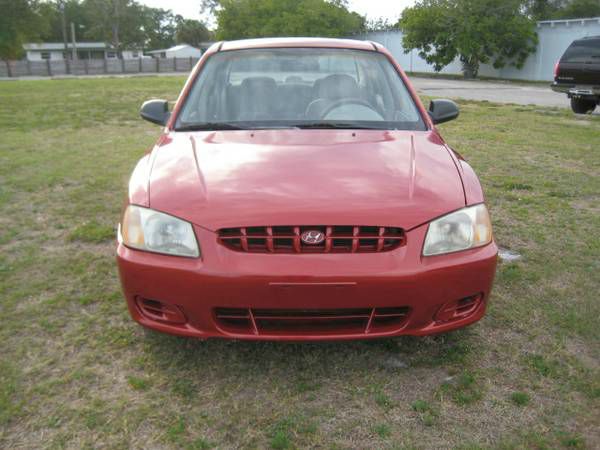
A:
147,130,465,231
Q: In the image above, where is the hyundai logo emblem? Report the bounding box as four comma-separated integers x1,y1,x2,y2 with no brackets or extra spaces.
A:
301,230,325,245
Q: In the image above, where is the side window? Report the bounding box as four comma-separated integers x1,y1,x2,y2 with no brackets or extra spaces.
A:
562,39,600,63
41,52,51,60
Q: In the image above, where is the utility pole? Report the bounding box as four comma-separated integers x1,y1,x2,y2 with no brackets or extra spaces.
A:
59,1,70,73
113,0,121,57
71,22,78,61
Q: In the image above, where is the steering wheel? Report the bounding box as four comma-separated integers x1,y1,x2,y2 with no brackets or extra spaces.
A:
319,98,381,120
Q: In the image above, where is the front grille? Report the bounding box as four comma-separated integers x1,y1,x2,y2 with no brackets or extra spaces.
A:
217,226,405,253
214,307,410,335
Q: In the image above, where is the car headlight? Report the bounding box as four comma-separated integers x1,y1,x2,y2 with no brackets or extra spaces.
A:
423,204,492,256
119,205,200,258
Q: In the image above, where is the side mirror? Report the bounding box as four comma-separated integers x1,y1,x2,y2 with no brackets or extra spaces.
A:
140,99,170,126
428,99,459,125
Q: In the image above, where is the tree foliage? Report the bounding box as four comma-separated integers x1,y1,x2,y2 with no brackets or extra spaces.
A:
0,0,48,61
4,0,214,56
175,19,213,47
83,0,145,49
526,0,600,20
366,17,396,32
399,0,538,78
142,8,179,50
212,0,365,40
556,0,600,19
527,0,560,19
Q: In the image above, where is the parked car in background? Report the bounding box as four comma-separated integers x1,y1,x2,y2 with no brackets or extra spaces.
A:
117,38,497,341
552,35,600,114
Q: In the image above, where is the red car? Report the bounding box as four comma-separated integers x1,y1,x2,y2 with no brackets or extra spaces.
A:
117,38,497,341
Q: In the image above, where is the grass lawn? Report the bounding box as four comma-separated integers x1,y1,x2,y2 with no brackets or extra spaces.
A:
0,76,599,449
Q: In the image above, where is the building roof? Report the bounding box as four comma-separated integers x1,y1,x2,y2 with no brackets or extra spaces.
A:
537,16,600,26
24,42,107,50
23,42,142,51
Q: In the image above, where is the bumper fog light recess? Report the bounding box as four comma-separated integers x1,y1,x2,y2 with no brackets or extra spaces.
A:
434,294,483,323
136,297,187,325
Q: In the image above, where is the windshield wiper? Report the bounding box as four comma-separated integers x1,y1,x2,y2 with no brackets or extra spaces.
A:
174,122,247,131
175,121,387,131
175,122,300,131
293,122,384,130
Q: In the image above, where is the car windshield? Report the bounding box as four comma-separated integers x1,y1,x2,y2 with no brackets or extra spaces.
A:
175,48,425,131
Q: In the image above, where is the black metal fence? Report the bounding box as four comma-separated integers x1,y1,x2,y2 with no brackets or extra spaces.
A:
0,57,201,78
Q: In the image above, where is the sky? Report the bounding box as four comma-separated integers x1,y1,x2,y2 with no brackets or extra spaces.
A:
137,0,416,25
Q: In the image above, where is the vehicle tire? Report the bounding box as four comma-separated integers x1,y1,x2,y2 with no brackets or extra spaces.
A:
570,97,596,114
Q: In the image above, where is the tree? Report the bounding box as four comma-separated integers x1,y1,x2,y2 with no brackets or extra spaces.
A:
526,0,561,20
555,0,600,19
34,1,179,51
39,0,90,42
1,0,197,63
175,18,212,47
200,0,220,17
0,0,48,75
399,0,538,78
366,17,396,32
141,7,177,50
82,0,147,51
212,0,365,40
79,1,180,51
526,0,600,20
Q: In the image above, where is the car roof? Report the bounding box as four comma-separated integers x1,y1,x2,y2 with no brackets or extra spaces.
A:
218,37,377,52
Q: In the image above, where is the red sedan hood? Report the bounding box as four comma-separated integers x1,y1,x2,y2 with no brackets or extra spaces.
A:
148,130,465,231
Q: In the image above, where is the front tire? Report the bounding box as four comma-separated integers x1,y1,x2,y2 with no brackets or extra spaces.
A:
570,97,597,114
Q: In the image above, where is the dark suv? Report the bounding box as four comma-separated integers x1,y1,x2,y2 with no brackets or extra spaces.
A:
552,36,600,114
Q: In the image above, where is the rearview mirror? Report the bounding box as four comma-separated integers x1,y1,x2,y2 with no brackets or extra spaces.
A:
140,99,170,126
428,99,459,125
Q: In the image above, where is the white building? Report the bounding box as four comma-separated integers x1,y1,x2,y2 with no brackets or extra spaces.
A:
146,44,203,59
356,16,600,82
23,42,144,61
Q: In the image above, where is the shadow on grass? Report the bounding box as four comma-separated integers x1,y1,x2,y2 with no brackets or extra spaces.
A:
137,325,478,385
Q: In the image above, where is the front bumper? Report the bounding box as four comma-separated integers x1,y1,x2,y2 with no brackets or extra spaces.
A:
551,82,600,97
117,224,498,341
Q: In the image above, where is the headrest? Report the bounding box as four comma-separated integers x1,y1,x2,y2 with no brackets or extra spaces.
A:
240,76,277,92
317,74,359,99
